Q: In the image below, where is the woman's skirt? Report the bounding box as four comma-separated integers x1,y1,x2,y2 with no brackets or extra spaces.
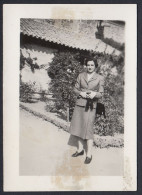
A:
68,105,96,141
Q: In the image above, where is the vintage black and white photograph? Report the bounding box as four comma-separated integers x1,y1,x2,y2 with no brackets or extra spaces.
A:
20,19,125,176
3,4,137,191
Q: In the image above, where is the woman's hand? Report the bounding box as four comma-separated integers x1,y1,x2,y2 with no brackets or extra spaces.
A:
87,92,97,99
80,92,87,98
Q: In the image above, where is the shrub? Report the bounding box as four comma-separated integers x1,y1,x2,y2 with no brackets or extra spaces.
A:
47,51,84,112
94,53,124,135
20,49,42,102
20,81,35,102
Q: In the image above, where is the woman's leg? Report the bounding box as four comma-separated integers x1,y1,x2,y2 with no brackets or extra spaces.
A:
77,137,84,152
86,139,93,158
72,137,84,157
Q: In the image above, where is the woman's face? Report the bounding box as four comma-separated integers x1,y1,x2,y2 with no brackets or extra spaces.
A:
86,60,96,73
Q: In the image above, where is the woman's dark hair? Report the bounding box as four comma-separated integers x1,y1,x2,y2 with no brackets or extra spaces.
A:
84,57,98,68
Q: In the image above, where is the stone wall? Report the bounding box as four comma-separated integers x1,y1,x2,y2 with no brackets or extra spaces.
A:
51,19,125,44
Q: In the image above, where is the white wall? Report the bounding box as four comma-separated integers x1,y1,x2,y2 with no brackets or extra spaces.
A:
20,43,57,92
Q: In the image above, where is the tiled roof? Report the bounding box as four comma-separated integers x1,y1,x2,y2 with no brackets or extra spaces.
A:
20,19,121,56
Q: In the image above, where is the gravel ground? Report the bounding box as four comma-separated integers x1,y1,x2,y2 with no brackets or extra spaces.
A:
20,108,124,176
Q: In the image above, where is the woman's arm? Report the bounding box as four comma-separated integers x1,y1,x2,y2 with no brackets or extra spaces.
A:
73,74,81,96
95,76,104,99
73,74,86,98
89,76,104,99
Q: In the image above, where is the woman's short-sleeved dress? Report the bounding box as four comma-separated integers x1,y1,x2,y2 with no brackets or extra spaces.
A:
68,71,104,144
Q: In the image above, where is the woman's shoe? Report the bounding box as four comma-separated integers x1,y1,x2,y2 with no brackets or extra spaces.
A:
72,150,84,157
84,155,92,164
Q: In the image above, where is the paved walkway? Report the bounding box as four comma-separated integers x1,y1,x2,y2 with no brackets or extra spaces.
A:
20,101,124,148
20,108,123,176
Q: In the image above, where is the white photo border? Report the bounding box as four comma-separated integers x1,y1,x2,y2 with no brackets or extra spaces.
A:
3,4,137,191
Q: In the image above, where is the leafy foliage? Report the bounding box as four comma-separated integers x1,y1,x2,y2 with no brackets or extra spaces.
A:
20,81,35,102
94,52,124,135
20,50,41,102
48,50,124,136
20,49,40,73
47,51,84,113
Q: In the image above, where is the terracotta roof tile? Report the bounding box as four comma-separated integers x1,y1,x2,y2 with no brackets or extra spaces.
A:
20,19,121,55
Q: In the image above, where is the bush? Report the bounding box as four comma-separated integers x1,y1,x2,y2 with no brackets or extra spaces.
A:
47,51,84,112
94,53,124,135
20,49,42,102
20,81,35,102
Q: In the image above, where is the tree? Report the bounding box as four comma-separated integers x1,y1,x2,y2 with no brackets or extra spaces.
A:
47,51,84,116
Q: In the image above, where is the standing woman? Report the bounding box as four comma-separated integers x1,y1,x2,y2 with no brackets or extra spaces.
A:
69,58,104,164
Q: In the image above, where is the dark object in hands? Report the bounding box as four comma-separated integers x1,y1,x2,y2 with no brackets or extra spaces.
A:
85,98,94,111
85,100,106,119
96,102,106,118
85,91,94,111
79,92,106,118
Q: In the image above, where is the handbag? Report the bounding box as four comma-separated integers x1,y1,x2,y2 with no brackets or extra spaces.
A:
79,92,106,118
96,102,106,118
85,98,106,118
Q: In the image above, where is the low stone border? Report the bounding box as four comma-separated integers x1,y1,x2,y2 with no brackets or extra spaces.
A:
20,104,69,131
20,104,124,148
93,135,124,148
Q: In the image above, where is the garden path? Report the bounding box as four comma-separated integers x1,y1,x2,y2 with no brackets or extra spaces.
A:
20,101,124,147
20,108,123,178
